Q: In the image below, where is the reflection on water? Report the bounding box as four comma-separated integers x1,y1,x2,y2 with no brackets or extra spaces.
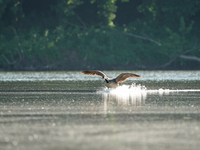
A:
99,84,147,113
1,71,200,150
102,92,145,114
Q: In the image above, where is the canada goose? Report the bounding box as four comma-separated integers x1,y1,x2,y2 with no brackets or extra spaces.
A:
81,70,141,88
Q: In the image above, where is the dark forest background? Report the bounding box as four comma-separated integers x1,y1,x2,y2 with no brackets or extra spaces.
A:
1,0,200,71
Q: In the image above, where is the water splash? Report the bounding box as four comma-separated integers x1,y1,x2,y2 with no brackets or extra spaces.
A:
97,83,146,94
97,83,200,106
97,83,147,105
97,83,200,95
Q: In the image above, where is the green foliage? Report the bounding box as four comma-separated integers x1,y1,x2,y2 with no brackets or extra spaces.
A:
0,0,200,70
0,27,62,69
75,27,140,66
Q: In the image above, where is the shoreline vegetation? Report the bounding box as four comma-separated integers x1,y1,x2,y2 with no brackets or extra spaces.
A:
1,0,200,71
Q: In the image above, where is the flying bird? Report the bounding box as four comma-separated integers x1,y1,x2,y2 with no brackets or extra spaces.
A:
81,70,141,88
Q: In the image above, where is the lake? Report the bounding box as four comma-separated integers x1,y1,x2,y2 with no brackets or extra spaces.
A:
0,71,200,150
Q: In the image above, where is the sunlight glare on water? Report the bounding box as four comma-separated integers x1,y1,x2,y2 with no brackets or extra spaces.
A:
97,81,200,105
97,84,147,103
0,70,200,81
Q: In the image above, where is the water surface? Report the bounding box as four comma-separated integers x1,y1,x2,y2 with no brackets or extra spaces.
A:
0,71,200,150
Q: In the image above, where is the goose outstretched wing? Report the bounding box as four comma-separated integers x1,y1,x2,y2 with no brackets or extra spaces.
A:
115,73,141,83
81,70,108,79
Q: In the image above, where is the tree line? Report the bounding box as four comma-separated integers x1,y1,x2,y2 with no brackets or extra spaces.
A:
1,0,200,70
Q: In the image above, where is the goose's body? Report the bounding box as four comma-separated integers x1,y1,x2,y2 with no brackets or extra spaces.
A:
81,70,141,88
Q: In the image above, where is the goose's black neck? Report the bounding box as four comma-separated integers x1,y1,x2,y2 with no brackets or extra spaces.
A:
105,79,109,83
